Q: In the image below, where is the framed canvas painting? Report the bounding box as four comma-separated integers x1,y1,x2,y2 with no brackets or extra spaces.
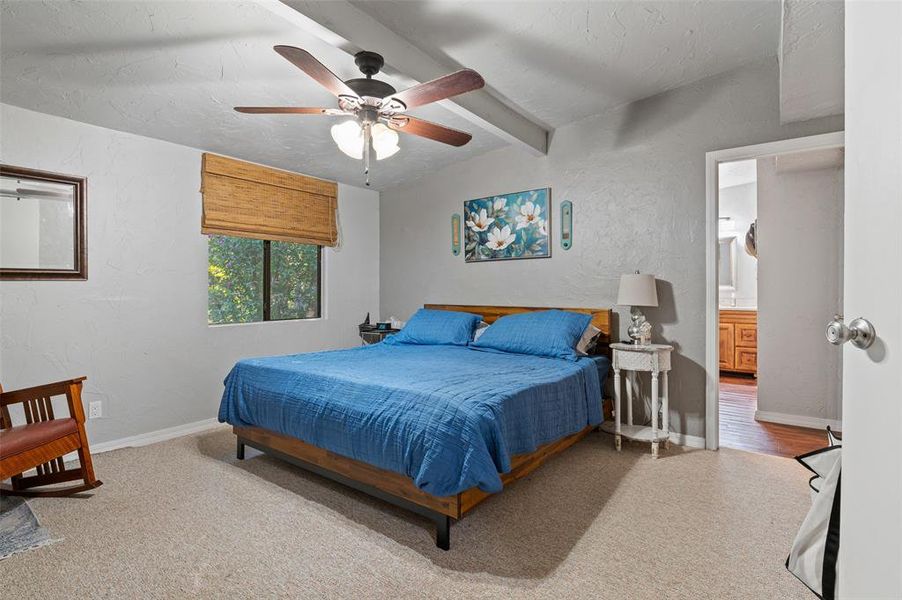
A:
464,187,550,262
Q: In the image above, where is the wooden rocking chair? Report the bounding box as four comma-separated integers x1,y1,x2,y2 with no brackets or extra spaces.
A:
0,377,102,497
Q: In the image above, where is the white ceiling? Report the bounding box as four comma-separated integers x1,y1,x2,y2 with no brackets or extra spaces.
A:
2,0,786,190
0,0,504,190
350,0,783,128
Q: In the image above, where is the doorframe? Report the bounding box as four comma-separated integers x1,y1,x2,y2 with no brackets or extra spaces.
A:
704,131,845,450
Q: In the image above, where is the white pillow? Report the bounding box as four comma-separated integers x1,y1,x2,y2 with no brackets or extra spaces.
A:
576,324,601,355
473,321,490,342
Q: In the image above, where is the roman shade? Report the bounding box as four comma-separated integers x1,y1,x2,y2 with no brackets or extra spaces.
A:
201,153,338,246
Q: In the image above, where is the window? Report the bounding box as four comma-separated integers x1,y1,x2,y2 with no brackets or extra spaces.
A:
208,235,321,325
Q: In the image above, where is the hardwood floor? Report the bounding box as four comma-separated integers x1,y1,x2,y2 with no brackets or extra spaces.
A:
719,375,834,458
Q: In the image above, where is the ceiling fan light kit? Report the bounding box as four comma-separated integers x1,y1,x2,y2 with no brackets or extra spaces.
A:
235,46,485,186
330,119,400,161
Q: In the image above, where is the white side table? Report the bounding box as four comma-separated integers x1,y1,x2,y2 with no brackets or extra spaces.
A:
608,343,673,458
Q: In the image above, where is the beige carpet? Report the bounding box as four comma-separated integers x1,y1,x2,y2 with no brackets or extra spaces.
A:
1,428,813,599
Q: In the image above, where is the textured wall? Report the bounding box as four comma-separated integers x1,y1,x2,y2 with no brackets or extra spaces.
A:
0,104,380,444
779,0,845,123
379,60,842,440
757,156,843,423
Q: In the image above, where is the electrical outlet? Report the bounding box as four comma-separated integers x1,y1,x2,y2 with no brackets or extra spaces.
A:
88,401,102,419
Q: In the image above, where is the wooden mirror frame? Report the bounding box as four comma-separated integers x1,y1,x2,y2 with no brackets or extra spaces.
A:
0,165,87,281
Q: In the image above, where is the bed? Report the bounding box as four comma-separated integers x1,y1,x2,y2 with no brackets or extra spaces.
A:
218,304,612,549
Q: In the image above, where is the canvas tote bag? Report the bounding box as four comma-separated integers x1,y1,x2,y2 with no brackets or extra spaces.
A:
786,443,842,599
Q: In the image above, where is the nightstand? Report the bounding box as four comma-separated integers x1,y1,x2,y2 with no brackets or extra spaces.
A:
606,342,673,458
358,327,399,345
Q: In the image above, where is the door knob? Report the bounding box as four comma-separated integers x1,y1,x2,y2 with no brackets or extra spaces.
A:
826,314,876,349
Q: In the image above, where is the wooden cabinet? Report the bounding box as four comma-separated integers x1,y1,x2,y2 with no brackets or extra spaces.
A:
719,310,757,375
736,323,757,346
719,324,734,370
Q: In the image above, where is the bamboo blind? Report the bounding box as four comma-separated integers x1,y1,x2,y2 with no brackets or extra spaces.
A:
201,153,338,246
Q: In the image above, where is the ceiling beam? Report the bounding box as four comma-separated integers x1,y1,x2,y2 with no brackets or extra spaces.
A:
260,0,549,156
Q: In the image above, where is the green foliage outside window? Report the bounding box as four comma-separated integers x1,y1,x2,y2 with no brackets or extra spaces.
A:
208,235,320,325
208,236,263,324
271,241,320,321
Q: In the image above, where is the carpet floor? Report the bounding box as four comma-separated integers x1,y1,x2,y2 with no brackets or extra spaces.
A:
1,427,813,599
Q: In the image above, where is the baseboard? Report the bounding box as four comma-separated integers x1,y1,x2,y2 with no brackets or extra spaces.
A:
63,418,227,462
82,417,706,461
754,410,842,431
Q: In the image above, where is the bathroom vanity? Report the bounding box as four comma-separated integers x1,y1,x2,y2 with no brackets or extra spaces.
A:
719,309,757,375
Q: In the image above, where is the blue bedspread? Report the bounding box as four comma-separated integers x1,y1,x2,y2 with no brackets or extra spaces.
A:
218,343,608,497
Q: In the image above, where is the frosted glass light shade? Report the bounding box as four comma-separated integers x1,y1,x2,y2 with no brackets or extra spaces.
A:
617,273,658,307
330,120,364,159
371,123,400,160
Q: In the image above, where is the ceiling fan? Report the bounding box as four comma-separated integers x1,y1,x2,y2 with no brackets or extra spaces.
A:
235,46,485,186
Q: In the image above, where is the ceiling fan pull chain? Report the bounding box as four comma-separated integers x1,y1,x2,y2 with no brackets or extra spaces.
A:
364,123,372,187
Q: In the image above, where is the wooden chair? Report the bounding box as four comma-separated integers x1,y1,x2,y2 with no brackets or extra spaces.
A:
0,377,102,496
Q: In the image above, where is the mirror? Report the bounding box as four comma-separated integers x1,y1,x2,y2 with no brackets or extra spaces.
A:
1,165,86,280
718,236,737,290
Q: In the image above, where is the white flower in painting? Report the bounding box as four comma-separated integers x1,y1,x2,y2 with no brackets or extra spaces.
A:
492,197,507,212
485,225,516,251
515,201,542,229
539,220,547,236
467,208,494,232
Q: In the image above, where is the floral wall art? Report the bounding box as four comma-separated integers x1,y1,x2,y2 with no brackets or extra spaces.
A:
464,188,550,262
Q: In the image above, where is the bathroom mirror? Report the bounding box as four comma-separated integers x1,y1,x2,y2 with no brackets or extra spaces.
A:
718,236,737,290
0,165,87,280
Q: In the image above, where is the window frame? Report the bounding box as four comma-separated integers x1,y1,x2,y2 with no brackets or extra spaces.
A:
208,236,322,325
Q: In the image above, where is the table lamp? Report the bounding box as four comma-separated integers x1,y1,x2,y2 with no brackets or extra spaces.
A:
617,272,658,345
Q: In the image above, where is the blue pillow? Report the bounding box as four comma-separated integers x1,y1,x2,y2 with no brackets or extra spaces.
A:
384,308,482,346
470,310,592,361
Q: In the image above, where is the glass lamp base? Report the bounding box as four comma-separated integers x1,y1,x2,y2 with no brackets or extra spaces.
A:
628,309,653,345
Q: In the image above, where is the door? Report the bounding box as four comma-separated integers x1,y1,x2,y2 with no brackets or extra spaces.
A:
839,2,902,596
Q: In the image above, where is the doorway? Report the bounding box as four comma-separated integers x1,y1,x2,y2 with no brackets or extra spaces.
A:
705,132,845,455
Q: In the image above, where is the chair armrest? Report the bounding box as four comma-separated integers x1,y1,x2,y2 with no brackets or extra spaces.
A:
0,377,87,407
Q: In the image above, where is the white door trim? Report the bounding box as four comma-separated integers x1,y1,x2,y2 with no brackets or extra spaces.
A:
704,131,845,450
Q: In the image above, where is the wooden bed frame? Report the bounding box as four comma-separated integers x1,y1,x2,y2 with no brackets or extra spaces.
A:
234,304,612,550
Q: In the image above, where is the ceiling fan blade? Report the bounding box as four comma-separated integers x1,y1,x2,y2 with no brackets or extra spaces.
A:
384,69,484,110
389,116,472,147
234,107,348,115
273,45,358,99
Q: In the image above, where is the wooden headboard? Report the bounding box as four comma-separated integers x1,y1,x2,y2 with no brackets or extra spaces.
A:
424,304,613,346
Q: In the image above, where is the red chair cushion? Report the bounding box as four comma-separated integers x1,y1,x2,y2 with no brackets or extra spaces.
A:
0,418,78,460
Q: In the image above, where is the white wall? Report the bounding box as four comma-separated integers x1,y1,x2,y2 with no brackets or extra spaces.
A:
379,59,842,439
0,104,380,445
756,155,843,425
840,1,902,595
717,181,758,308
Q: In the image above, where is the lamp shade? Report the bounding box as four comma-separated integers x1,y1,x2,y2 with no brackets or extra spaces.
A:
371,123,400,160
617,273,658,307
330,120,364,159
